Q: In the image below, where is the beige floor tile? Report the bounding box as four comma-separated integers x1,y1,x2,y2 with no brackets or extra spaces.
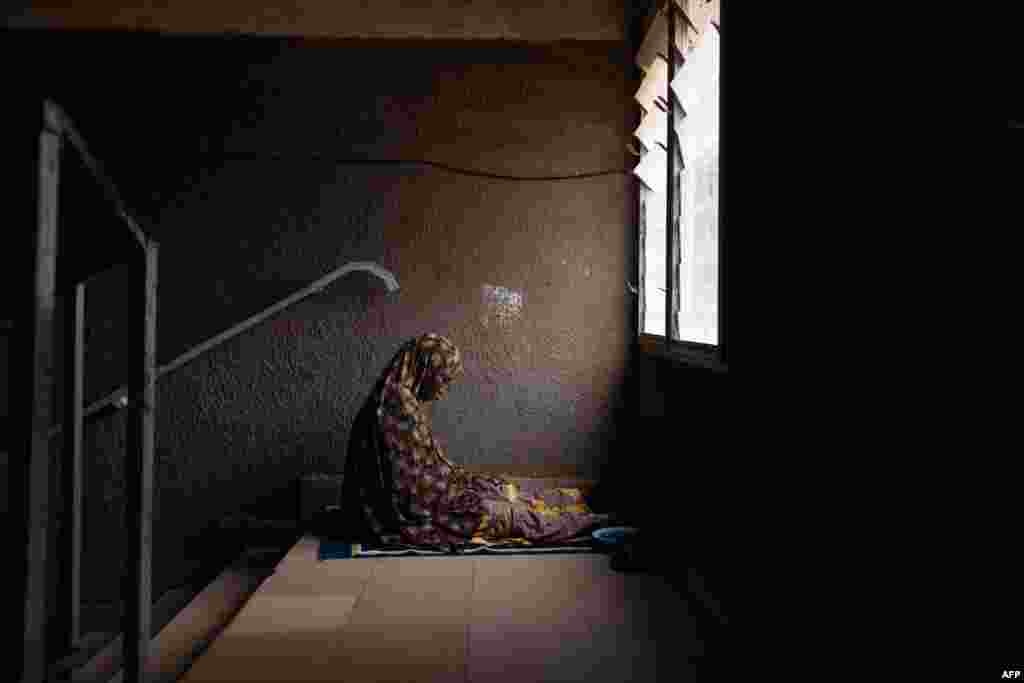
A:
224,595,360,635
137,570,265,681
181,545,698,683
326,557,474,683
468,559,695,683
276,536,321,566
181,590,361,682
180,631,347,683
327,622,467,683
351,557,474,619
259,559,377,598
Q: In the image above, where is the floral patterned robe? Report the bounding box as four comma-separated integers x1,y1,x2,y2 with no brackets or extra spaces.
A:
341,334,608,548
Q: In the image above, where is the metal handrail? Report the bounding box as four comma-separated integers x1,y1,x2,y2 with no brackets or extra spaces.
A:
48,260,400,437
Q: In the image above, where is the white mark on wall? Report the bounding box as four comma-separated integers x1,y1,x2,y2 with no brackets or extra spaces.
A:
480,283,524,328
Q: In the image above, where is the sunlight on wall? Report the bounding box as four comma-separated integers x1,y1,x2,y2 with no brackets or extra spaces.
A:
480,284,524,328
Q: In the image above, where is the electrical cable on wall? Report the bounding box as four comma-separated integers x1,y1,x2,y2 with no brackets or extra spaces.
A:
204,151,632,181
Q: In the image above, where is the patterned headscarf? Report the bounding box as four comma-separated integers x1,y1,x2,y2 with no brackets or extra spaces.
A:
340,333,465,541
379,333,464,405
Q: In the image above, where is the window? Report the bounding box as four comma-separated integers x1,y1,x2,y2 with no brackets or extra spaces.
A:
632,1,725,371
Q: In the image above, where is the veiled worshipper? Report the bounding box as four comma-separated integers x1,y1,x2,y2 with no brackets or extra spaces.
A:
341,334,611,548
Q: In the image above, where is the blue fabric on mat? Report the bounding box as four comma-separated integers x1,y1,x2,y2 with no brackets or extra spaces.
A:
318,540,355,560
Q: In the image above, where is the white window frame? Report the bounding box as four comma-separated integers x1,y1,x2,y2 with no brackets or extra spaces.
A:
634,0,726,373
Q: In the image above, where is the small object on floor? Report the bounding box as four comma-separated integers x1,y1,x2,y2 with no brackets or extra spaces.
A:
319,540,356,560
591,526,640,548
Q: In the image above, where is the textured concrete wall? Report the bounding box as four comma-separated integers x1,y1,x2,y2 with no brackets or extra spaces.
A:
7,30,637,611
5,1,627,41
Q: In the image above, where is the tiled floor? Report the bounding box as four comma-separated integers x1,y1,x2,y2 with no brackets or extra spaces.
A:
179,537,700,683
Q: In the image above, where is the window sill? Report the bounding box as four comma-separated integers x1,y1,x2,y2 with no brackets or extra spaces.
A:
637,334,728,374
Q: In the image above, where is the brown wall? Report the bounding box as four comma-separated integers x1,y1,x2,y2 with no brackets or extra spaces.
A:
4,28,638,617
5,1,627,41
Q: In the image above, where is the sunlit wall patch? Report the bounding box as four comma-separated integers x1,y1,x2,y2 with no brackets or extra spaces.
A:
480,284,524,327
